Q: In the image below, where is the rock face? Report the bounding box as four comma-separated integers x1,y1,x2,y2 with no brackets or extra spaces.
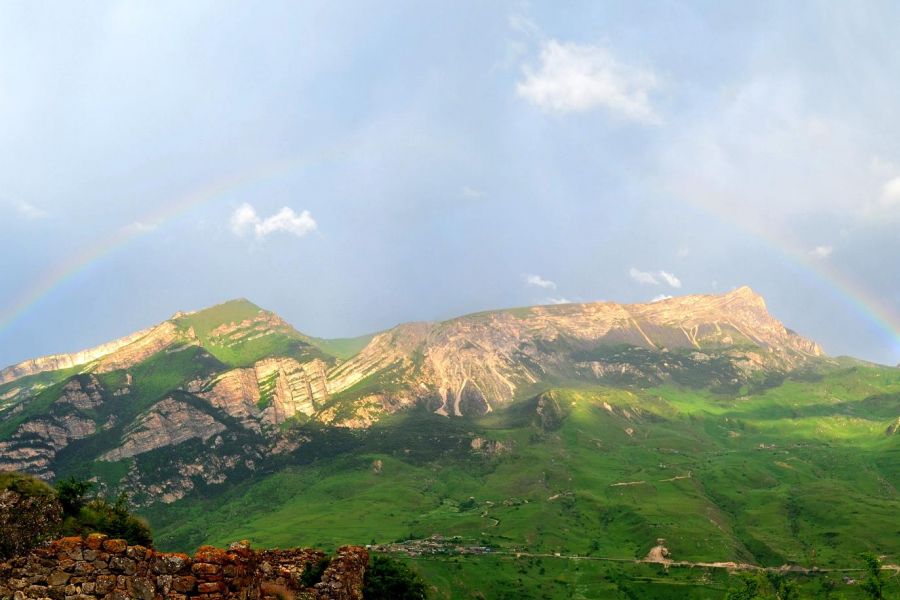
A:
197,357,330,431
0,321,188,385
0,413,97,477
318,286,825,417
101,397,227,462
256,357,329,424
57,376,105,409
0,535,367,600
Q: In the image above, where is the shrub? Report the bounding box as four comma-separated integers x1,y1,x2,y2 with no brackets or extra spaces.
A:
860,553,885,600
363,556,427,600
80,492,153,547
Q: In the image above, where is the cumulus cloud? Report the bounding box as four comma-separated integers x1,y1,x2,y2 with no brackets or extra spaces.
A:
525,274,557,289
629,268,682,288
543,297,572,305
15,201,48,219
658,270,682,288
809,245,833,259
651,294,673,302
230,203,317,239
517,39,660,122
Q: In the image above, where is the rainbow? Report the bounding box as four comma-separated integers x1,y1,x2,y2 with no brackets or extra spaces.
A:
1,155,898,362
667,179,900,358
0,148,342,339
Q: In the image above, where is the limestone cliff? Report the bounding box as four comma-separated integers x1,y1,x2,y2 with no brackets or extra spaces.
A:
319,286,824,416
0,321,189,385
101,397,227,462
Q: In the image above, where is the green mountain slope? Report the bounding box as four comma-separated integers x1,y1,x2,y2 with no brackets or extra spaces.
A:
142,364,900,597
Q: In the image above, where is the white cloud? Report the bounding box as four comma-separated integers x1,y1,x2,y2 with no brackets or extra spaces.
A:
16,201,48,219
658,270,682,288
256,207,317,237
879,176,900,208
517,39,660,123
525,274,557,289
809,245,833,259
543,297,572,305
461,186,485,199
230,203,259,236
629,267,682,288
629,267,659,285
230,203,317,239
651,294,673,302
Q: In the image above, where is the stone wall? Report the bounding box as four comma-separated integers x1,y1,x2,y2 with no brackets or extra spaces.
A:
0,535,367,600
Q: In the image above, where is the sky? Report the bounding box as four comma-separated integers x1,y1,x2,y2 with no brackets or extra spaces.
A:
1,1,899,366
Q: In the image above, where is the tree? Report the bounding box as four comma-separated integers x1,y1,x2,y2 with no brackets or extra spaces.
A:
94,492,153,546
55,476,94,517
860,553,885,600
363,556,427,600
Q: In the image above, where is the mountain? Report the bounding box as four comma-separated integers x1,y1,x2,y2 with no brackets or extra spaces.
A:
1,289,898,597
0,288,821,483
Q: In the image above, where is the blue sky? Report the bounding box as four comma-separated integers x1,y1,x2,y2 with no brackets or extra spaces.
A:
1,1,899,366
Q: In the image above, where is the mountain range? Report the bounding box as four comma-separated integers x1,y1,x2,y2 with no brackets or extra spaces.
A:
1,288,898,598
0,287,821,482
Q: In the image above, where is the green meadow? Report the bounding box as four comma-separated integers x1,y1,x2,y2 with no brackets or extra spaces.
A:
142,362,900,598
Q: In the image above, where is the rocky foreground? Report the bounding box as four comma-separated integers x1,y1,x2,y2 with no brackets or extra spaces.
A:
0,535,367,600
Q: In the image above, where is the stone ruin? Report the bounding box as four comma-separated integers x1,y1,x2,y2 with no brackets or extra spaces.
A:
0,535,367,600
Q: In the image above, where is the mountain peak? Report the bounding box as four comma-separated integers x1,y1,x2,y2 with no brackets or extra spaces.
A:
723,285,766,306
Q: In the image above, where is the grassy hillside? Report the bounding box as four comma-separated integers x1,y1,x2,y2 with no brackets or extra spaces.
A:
142,363,900,598
172,299,335,367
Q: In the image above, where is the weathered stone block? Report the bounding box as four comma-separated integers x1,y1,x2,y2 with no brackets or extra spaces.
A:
172,575,197,593
93,574,116,595
124,545,148,562
107,556,136,575
191,562,222,577
127,576,155,600
150,553,190,575
194,547,227,565
84,534,108,550
100,539,127,554
48,571,71,586
73,561,94,574
155,574,173,594
199,581,226,593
